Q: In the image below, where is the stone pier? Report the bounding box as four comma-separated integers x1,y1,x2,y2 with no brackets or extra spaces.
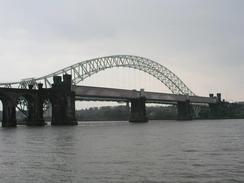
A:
50,75,77,125
177,100,192,120
129,97,148,122
26,84,45,126
2,99,17,127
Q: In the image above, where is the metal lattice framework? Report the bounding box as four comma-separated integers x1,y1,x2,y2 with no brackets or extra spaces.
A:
0,55,195,95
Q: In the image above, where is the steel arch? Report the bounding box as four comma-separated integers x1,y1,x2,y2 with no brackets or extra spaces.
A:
0,55,195,95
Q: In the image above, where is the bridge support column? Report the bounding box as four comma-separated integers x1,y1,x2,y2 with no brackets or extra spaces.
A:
51,75,77,126
177,100,192,120
129,97,148,123
25,84,45,126
2,100,16,127
26,99,45,126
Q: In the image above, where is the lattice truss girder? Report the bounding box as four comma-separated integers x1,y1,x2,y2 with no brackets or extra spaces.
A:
0,55,195,96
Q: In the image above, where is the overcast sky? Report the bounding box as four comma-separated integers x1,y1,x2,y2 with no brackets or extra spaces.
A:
0,0,243,101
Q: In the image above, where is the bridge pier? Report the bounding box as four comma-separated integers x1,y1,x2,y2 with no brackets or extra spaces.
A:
51,75,77,126
2,100,17,127
26,87,45,126
177,100,192,120
129,97,148,123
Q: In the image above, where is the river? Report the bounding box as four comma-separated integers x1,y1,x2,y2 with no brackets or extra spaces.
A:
0,119,244,183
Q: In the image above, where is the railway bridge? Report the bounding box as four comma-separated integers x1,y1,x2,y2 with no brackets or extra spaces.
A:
0,55,220,127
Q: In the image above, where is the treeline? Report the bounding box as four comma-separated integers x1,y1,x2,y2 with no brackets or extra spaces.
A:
76,102,244,121
198,102,244,119
0,106,178,121
76,105,177,121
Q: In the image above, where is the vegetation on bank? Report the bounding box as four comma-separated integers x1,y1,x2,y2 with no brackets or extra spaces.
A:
199,102,244,119
76,102,244,121
76,105,177,121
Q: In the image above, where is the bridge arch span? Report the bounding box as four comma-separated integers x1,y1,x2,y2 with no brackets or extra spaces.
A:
0,55,195,96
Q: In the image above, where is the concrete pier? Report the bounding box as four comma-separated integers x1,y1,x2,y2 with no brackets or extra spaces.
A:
23,84,45,126
129,97,148,122
2,99,17,127
177,100,192,120
51,75,77,126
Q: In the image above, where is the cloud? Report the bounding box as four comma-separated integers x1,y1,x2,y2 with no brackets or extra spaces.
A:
0,0,243,100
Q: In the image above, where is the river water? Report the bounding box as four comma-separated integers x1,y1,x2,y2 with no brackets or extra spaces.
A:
0,119,244,183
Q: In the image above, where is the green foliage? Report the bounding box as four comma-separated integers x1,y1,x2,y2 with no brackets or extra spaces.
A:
76,106,130,121
76,105,178,121
199,102,244,119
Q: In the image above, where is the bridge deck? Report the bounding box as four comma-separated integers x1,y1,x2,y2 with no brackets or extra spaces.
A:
72,86,216,104
0,85,217,104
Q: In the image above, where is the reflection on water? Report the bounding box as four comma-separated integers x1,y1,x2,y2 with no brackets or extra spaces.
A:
0,119,244,183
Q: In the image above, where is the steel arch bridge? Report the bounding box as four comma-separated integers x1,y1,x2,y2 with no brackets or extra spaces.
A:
0,55,195,96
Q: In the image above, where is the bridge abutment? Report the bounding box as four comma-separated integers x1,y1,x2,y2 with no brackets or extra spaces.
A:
177,100,193,120
51,75,77,126
208,93,225,119
129,97,148,123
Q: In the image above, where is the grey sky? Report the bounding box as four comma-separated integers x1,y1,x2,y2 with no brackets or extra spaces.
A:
0,0,243,101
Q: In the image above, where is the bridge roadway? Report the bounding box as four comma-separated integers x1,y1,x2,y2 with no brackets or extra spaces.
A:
73,85,217,104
